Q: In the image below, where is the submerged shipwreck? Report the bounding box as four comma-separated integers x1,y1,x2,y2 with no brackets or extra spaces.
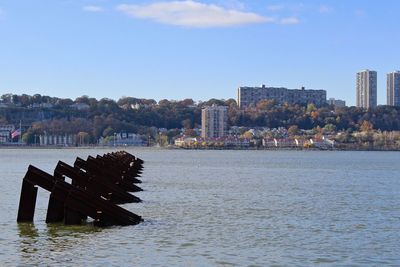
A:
17,151,144,226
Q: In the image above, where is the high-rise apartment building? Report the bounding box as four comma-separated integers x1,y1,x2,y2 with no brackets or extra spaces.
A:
387,71,400,106
356,70,377,108
237,85,326,109
201,105,228,138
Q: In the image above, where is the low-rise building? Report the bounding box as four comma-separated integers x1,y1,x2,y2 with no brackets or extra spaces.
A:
174,137,198,147
327,98,346,107
39,134,75,146
0,125,14,143
99,133,144,146
223,137,250,148
263,138,300,148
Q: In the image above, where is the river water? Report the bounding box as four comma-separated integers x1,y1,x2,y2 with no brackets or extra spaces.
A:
0,148,399,266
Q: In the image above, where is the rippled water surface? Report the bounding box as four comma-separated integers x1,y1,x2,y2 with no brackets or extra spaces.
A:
0,148,400,266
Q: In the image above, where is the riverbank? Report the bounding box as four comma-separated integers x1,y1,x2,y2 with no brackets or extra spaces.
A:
1,144,399,151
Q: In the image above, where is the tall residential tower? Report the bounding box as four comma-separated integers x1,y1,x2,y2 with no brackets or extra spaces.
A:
387,71,400,106
201,105,228,139
356,70,377,108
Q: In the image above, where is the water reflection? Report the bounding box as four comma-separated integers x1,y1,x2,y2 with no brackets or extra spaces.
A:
18,223,40,259
46,222,104,238
18,222,105,266
18,222,39,238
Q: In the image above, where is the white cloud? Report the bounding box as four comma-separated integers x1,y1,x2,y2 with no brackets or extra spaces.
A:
83,5,104,12
279,17,300,25
217,0,245,10
116,1,272,28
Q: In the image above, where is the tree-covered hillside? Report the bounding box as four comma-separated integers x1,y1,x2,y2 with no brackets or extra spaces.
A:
1,94,399,144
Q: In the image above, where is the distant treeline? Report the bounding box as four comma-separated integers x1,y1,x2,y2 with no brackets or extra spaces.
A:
1,94,399,144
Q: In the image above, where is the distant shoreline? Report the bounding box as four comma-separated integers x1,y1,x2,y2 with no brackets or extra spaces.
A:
0,145,399,152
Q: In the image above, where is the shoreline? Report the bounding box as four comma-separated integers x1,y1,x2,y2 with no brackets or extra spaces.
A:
0,145,399,152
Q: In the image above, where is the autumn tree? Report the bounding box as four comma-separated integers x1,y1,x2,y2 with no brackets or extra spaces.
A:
360,120,374,132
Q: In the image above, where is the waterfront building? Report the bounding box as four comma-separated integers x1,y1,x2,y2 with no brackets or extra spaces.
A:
174,136,250,148
0,125,14,143
98,132,144,146
387,71,400,106
224,137,250,148
356,70,377,108
327,98,346,107
174,137,198,147
113,133,144,146
201,105,228,138
237,85,326,109
39,134,75,146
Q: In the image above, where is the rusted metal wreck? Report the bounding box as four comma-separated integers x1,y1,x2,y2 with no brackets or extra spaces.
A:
17,151,144,226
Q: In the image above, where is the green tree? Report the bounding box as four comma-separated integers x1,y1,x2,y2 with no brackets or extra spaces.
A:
306,103,316,114
323,123,337,133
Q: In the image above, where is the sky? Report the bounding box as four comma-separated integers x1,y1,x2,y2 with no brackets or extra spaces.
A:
0,1,399,105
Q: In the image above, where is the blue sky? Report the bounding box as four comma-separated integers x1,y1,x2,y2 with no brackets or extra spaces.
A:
0,1,399,105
